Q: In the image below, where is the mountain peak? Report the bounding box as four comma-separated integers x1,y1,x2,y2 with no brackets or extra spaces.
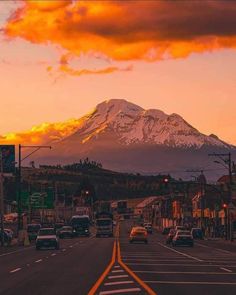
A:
95,99,143,115
75,99,231,149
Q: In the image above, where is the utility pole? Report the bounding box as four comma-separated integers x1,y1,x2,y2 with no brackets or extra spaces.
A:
0,151,5,246
186,169,206,230
17,145,51,233
209,152,234,241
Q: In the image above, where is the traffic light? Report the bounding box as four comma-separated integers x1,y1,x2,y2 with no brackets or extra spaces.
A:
223,203,228,209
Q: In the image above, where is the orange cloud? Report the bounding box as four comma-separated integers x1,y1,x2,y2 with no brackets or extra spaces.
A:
4,1,236,67
59,64,133,76
0,118,85,145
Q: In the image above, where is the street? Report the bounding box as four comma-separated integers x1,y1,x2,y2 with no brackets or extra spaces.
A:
1,221,236,295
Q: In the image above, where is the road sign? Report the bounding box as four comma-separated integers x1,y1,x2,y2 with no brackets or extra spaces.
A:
21,189,54,209
0,145,15,173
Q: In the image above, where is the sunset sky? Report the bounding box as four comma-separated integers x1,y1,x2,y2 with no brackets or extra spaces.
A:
0,0,236,144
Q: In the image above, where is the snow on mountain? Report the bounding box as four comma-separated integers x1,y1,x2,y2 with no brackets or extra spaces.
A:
74,99,230,149
0,99,231,151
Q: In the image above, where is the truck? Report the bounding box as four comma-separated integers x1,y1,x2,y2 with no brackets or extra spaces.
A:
70,215,90,237
95,211,113,238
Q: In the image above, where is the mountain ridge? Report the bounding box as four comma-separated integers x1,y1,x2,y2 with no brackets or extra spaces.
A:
0,99,234,150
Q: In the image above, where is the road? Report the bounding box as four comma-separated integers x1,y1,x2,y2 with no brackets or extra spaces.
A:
119,220,236,295
1,221,236,295
0,231,113,295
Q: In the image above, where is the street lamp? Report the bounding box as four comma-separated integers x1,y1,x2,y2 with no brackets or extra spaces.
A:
209,152,234,241
17,144,51,232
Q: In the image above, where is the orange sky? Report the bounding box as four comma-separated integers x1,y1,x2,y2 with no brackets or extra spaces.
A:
0,0,236,145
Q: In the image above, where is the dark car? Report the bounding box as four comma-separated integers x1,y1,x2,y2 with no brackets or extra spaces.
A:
54,223,64,235
162,227,172,235
27,224,41,241
172,230,194,247
191,228,203,239
0,229,12,245
36,228,59,250
58,226,73,239
144,223,153,234
166,229,176,244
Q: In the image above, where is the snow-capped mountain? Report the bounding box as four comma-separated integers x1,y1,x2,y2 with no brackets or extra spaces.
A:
1,99,234,179
66,99,230,149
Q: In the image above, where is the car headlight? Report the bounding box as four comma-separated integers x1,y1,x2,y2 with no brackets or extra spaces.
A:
73,230,76,233
85,229,88,232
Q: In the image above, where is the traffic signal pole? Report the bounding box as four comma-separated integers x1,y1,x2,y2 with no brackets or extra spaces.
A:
0,151,5,246
17,144,51,233
17,144,22,232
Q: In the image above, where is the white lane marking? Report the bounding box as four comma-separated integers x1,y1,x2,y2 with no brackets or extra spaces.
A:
122,258,195,262
144,280,236,285
108,275,129,279
134,270,236,275
0,246,35,258
99,288,141,294
195,242,232,254
62,249,66,252
157,242,203,262
216,248,231,254
104,281,134,286
114,265,120,268
220,267,233,273
126,262,236,267
112,270,124,273
10,268,21,273
51,253,56,256
195,243,209,248
35,259,42,263
69,245,73,248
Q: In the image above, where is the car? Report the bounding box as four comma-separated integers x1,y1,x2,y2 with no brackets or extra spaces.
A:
54,222,65,235
191,227,204,239
36,228,59,250
27,224,41,241
172,230,194,247
0,229,12,245
58,226,73,239
144,223,153,234
162,227,172,235
129,226,148,244
4,228,14,239
166,228,176,244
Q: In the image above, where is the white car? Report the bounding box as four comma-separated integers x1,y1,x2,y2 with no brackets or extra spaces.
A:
36,228,59,250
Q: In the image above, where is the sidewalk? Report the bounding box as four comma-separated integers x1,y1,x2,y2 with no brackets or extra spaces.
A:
0,238,33,255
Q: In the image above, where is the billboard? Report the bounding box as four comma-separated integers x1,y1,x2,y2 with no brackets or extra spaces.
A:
0,145,15,173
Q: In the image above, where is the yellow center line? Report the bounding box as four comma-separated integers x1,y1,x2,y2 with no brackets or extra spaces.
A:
88,240,116,295
117,227,157,295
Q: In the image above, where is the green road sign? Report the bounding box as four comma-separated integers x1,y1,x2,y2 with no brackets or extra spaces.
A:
21,189,54,209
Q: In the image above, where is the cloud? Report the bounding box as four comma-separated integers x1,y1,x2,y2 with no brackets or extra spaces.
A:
0,119,84,145
59,63,132,76
4,0,236,67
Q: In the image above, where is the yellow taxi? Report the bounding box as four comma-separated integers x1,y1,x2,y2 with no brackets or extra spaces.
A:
129,226,148,244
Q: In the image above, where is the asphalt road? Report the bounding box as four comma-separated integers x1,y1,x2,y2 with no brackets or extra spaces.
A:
0,230,114,295
1,221,236,295
119,220,236,295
